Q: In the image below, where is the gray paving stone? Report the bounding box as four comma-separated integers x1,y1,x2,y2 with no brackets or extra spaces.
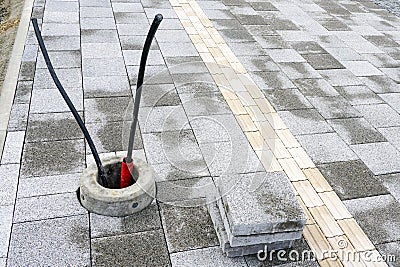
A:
80,0,111,7
43,11,79,24
113,3,143,13
190,113,245,143
157,176,216,204
80,7,113,18
379,93,400,113
379,173,400,203
307,96,360,119
17,173,79,198
297,132,358,164
324,47,363,61
213,19,244,30
354,103,400,128
251,71,296,90
351,142,400,175
45,1,78,12
8,215,90,266
319,69,363,86
229,42,267,56
41,23,80,36
155,30,190,44
84,97,132,123
83,75,131,97
81,29,119,43
81,17,116,30
30,88,83,113
81,43,122,59
120,35,159,50
160,203,218,252
363,53,400,68
82,57,126,77
123,49,164,65
138,105,190,133
290,41,327,55
0,205,13,257
328,117,386,145
1,131,25,165
0,257,5,267
153,161,210,182
376,241,400,267
116,22,153,35
302,53,345,70
14,81,32,104
199,141,263,176
318,160,388,200
7,104,29,132
33,68,82,90
344,194,400,244
142,130,204,166
86,120,142,153
0,164,19,206
21,44,37,62
341,60,383,76
158,42,198,57
17,61,36,81
26,112,82,142
180,92,231,117
172,72,214,87
320,18,351,31
170,246,247,267
379,126,400,151
265,89,313,111
292,78,339,97
21,139,85,178
198,1,228,10
219,29,256,43
158,18,184,30
166,60,209,75
203,9,234,19
278,109,333,135
361,75,400,93
216,172,305,235
139,83,181,107
13,192,86,223
145,8,178,19
277,62,321,79
236,56,280,72
128,65,173,85
267,49,305,63
380,67,400,83
90,202,161,238
336,85,384,105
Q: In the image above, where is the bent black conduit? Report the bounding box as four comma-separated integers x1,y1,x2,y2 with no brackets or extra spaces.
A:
31,18,109,187
125,14,163,163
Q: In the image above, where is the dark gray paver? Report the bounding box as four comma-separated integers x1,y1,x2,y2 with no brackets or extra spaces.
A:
265,89,313,111
160,203,218,253
84,97,132,123
83,76,131,97
351,142,400,175
26,112,83,142
180,92,231,117
8,215,90,266
360,75,400,93
318,160,388,200
7,104,29,132
20,139,85,178
376,241,400,267
277,62,321,79
297,132,358,163
302,53,345,70
91,229,170,267
90,202,161,238
140,83,181,107
279,108,334,136
327,117,386,145
336,85,384,105
344,194,400,244
292,78,339,97
251,71,296,91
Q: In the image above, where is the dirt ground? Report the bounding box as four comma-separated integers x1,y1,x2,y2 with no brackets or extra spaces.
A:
0,0,25,95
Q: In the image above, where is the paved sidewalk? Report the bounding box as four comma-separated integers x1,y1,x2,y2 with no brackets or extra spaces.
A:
1,0,400,266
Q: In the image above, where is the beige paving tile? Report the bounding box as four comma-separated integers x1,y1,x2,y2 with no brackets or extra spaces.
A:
265,112,287,129
245,105,266,122
229,79,247,93
303,224,332,260
289,147,315,169
363,250,389,267
220,87,238,100
231,62,247,74
189,34,202,44
236,114,258,132
205,62,223,75
212,73,230,87
264,138,291,159
326,235,367,267
319,191,352,220
319,258,344,267
226,99,247,115
245,131,264,150
237,91,256,106
279,158,307,182
237,74,255,87
254,98,275,114
276,129,301,148
337,219,375,252
255,149,283,172
245,84,264,99
292,180,324,207
199,52,215,63
309,205,344,238
303,168,332,193
256,120,279,139
297,196,316,225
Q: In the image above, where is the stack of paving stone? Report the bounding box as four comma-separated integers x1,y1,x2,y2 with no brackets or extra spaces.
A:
207,172,306,257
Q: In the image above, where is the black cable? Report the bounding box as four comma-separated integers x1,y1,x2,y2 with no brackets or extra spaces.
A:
126,14,163,163
31,18,109,187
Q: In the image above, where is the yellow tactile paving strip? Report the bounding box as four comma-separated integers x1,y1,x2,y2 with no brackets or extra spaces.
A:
169,0,389,266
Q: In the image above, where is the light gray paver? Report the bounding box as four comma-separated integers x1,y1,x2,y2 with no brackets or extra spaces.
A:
354,103,400,128
0,205,13,257
278,109,333,135
351,142,400,175
0,132,25,164
0,164,19,206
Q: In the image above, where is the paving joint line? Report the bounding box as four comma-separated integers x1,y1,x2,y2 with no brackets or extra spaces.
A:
169,0,389,265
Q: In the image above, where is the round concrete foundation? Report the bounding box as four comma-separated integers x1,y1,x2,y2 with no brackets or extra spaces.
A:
79,155,156,217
